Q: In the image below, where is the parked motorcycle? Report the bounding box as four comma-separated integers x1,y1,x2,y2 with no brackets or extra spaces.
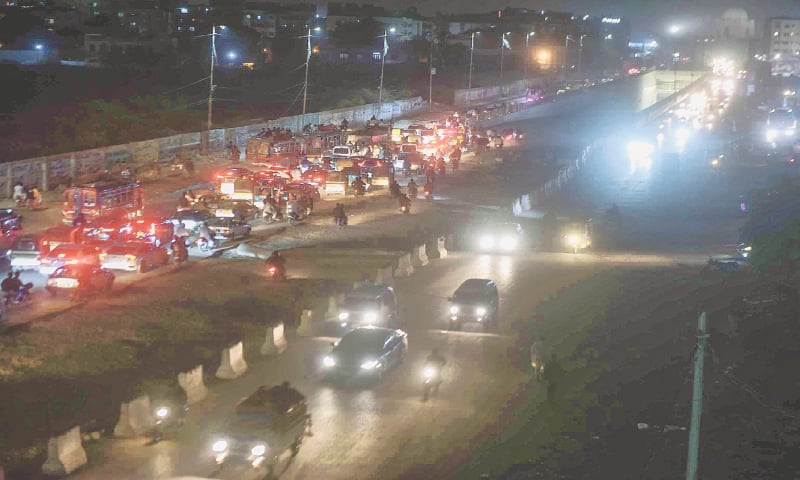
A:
266,261,286,281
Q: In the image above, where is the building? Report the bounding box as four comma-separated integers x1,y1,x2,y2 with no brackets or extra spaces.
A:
114,0,168,38
374,9,433,42
242,9,278,38
170,0,212,35
766,17,800,76
715,8,755,40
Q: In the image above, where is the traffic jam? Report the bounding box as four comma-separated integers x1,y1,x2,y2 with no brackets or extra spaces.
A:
0,105,522,311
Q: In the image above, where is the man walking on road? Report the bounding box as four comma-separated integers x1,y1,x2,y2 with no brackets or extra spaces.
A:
542,353,564,402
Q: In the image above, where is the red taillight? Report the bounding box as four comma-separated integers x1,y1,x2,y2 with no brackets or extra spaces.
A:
268,267,276,273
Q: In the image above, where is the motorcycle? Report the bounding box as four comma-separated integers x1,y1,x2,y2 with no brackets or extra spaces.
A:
4,283,32,306
194,236,216,252
424,186,433,201
400,203,410,214
266,261,286,281
407,184,418,199
352,182,366,198
149,403,188,444
422,363,443,400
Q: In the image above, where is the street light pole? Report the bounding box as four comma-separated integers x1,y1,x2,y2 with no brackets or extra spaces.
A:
500,32,507,81
577,34,585,79
685,312,708,480
468,32,475,89
207,24,218,133
378,29,388,108
524,32,534,83
428,38,434,111
673,52,680,93
303,28,311,115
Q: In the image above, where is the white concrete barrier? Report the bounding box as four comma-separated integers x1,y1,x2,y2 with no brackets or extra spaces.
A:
521,194,531,211
261,322,288,355
512,197,523,216
374,264,394,287
326,296,338,316
216,341,248,379
178,365,208,405
296,309,315,337
437,237,448,259
394,253,414,277
411,244,429,267
41,426,87,476
235,243,272,260
113,395,153,437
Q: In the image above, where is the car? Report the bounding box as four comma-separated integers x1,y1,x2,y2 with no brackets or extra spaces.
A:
38,243,101,276
447,278,499,331
321,326,408,382
8,234,40,270
121,216,174,247
207,217,251,241
0,208,22,235
474,222,526,252
337,285,397,328
213,199,257,220
215,166,253,181
170,210,212,232
46,264,115,298
300,165,328,185
100,242,170,273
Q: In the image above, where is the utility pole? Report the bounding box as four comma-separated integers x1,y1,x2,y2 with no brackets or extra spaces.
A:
378,29,389,109
500,32,506,82
207,24,218,133
468,32,475,89
303,27,311,115
685,311,708,480
428,38,434,111
577,34,585,79
524,32,534,83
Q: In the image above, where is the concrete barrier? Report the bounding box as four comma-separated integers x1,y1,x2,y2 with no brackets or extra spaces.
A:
411,244,429,267
521,194,531,211
235,243,272,260
113,395,153,437
436,236,448,259
216,341,248,379
296,309,315,337
374,264,394,287
394,253,414,277
41,426,88,476
261,322,288,355
178,365,208,405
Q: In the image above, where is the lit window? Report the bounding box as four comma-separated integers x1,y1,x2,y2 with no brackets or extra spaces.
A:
373,52,381,60
257,15,261,20
179,7,187,14
188,26,195,32
177,26,183,31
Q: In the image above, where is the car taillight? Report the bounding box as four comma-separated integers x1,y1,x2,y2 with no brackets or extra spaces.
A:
99,253,107,260
65,259,78,264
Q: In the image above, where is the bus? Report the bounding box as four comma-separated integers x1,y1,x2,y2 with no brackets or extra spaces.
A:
62,179,144,225
303,127,347,157
246,136,302,168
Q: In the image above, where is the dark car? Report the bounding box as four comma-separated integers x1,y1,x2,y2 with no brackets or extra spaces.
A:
280,183,321,202
121,216,174,247
300,165,328,186
321,326,408,382
215,166,254,181
0,208,22,235
170,210,212,232
337,285,397,328
45,264,115,299
447,278,499,331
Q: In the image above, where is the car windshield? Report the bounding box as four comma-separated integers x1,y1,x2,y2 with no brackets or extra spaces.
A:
337,329,390,353
343,295,379,309
12,238,37,251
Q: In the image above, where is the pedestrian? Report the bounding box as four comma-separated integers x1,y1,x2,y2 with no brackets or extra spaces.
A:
542,353,564,402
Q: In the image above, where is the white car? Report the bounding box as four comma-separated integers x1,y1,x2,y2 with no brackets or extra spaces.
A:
100,243,170,273
207,218,251,241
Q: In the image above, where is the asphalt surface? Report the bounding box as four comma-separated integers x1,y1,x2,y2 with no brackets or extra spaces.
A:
11,75,780,480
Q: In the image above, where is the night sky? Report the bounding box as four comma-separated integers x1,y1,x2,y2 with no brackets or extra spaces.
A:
374,0,800,35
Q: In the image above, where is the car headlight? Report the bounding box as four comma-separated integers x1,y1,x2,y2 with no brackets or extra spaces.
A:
479,235,494,249
323,355,336,368
212,439,229,453
338,312,349,320
767,129,778,140
423,366,436,379
364,312,378,323
449,305,459,314
155,406,169,419
475,306,487,316
251,444,266,457
361,359,380,370
500,236,518,250
565,233,580,247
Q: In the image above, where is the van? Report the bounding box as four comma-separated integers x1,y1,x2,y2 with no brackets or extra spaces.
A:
337,285,397,328
447,278,499,331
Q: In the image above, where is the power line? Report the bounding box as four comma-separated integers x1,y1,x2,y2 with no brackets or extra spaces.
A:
158,76,211,97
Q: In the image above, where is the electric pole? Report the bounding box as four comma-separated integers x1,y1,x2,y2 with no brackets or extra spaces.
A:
207,24,218,133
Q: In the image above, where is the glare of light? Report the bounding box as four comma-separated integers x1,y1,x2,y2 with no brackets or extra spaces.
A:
313,27,321,31
338,312,349,320
323,355,336,367
251,444,266,457
34,43,43,50
227,51,237,60
627,140,655,162
449,305,459,314
669,25,681,35
475,306,487,316
360,359,380,370
500,236,517,250
389,27,396,33
566,234,580,247
155,407,169,419
498,255,512,280
479,236,494,250
363,311,378,324
212,440,228,452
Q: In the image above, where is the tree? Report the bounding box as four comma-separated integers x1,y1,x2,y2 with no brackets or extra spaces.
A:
330,18,383,48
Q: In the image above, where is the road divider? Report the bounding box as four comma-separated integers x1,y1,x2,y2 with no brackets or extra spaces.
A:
41,426,87,476
261,323,288,355
178,365,208,405
113,395,153,438
412,244,429,267
296,309,316,337
394,253,415,277
216,341,248,379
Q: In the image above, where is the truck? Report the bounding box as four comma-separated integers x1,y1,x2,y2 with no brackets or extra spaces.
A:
211,384,310,477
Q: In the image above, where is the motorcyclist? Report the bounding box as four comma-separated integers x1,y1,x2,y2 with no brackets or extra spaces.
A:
398,193,411,213
171,236,188,262
389,180,402,198
286,194,302,221
12,182,26,205
426,348,447,368
174,221,190,242
333,203,347,226
340,118,349,131
351,177,366,197
423,181,433,200
529,336,546,380
266,250,287,278
407,179,418,199
196,221,216,250
1,272,18,304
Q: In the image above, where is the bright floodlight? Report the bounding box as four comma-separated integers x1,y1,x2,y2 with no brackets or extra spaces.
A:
669,25,681,34
34,43,43,50
389,27,396,33
227,51,237,60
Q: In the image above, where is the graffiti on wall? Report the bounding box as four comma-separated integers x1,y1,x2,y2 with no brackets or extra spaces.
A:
11,161,42,188
132,141,157,165
75,149,106,180
47,155,72,189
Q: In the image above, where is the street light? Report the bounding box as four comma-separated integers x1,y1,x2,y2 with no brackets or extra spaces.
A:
378,27,395,109
468,32,476,89
302,27,321,115
207,25,225,133
524,32,535,83
500,32,510,82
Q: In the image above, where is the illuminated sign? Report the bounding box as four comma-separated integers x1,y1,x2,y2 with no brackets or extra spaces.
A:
602,17,621,24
